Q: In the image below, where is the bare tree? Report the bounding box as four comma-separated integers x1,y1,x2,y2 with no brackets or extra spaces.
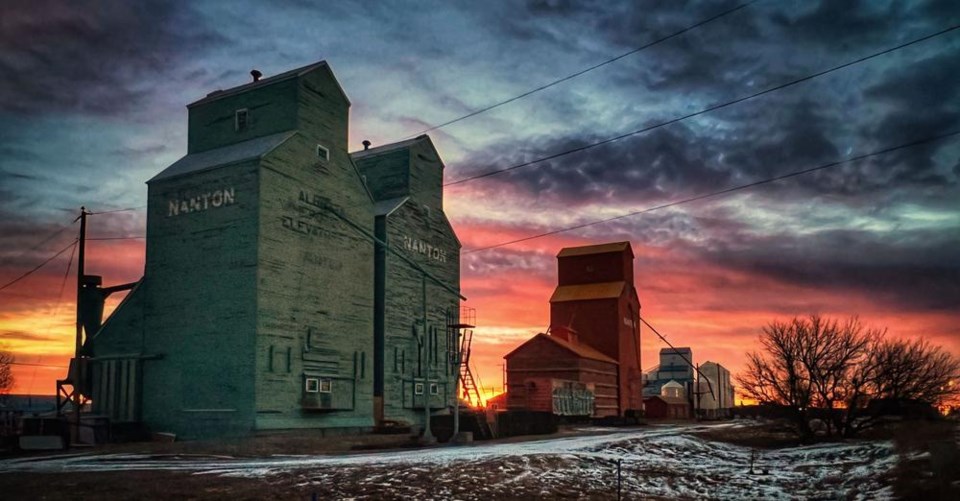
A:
798,316,881,437
737,318,816,439
737,315,959,439
869,338,960,405
0,350,13,396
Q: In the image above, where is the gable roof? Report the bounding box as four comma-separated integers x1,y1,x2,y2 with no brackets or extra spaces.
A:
504,333,618,364
351,135,429,160
188,60,350,108
148,131,295,183
557,241,632,258
550,281,625,303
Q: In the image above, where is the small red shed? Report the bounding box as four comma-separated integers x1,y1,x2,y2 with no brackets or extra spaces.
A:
504,333,619,417
643,395,690,419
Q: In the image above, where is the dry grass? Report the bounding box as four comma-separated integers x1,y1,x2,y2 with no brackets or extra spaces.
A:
690,420,802,449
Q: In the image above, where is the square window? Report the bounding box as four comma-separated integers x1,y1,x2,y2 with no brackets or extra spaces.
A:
414,382,424,395
319,379,332,393
235,109,248,132
305,378,319,393
316,144,330,161
429,383,439,395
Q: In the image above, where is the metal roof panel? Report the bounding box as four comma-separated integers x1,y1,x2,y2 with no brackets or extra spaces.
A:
557,241,632,258
549,281,625,302
148,131,296,183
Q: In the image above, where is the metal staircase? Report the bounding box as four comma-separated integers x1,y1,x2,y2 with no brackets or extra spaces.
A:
447,306,482,407
459,329,483,406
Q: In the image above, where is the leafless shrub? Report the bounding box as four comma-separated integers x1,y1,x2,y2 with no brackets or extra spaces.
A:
737,315,960,439
0,350,13,395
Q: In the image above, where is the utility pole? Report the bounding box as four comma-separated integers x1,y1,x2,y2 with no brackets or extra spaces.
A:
717,364,723,416
695,362,701,421
73,206,87,444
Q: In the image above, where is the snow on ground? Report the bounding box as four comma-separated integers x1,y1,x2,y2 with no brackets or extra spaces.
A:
0,424,897,500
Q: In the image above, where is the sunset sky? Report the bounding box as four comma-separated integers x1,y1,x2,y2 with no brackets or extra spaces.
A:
1,1,959,399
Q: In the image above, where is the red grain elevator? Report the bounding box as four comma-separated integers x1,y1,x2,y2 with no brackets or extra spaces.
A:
549,241,642,415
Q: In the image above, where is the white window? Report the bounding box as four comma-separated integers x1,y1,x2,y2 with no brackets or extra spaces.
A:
235,109,249,132
319,379,332,393
414,382,424,395
305,377,319,393
316,144,330,161
429,383,439,395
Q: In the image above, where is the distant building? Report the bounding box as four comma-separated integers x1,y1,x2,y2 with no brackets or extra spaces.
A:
643,395,690,419
695,361,735,418
505,241,643,418
644,347,695,398
660,380,685,398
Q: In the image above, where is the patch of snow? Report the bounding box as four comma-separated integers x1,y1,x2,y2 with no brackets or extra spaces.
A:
0,423,899,500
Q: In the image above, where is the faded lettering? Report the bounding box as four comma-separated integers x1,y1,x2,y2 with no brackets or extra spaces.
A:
167,187,236,217
402,235,448,263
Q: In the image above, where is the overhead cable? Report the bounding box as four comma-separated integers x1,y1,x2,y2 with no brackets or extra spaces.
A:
446,24,960,186
462,130,960,253
404,1,759,138
0,240,78,291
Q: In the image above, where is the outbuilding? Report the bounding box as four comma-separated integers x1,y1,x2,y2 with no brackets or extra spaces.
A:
643,395,690,419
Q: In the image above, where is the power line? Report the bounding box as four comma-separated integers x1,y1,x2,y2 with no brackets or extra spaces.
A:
0,240,78,291
463,130,960,254
445,23,960,186
404,1,758,138
87,236,145,241
639,315,714,401
0,220,75,268
87,205,147,215
23,240,76,394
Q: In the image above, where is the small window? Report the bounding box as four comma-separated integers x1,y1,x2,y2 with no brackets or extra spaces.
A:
305,377,319,393
319,379,332,393
316,144,330,161
429,383,439,395
414,382,424,395
235,109,248,132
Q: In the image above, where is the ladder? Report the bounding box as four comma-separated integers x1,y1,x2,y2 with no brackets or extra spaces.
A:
459,329,483,406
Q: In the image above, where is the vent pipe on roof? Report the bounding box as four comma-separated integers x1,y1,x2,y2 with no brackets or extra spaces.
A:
362,140,371,150
251,69,262,82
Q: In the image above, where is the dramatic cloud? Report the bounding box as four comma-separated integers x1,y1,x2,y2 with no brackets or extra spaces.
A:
0,0,223,116
2,0,959,394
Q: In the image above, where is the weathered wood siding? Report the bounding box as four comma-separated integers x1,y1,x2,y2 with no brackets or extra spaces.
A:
382,200,459,422
255,131,375,430
187,79,299,154
505,336,619,417
142,161,260,438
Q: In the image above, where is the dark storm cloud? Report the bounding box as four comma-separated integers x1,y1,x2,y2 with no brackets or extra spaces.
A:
864,50,960,181
462,124,735,205
700,227,960,311
0,0,224,116
0,211,77,269
460,96,849,205
505,0,764,97
769,0,906,49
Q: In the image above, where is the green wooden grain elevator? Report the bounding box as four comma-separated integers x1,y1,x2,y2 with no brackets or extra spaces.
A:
86,61,465,439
